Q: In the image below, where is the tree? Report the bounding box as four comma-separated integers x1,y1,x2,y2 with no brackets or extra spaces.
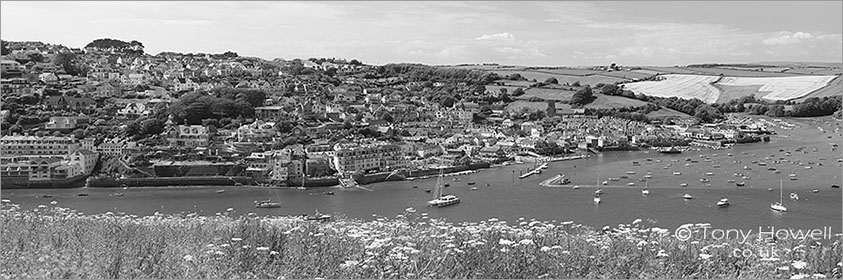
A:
440,96,456,108
571,81,581,87
511,88,525,96
570,86,594,106
53,53,82,76
545,77,559,84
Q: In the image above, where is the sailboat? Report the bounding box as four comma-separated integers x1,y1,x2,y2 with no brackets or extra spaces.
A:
770,179,787,212
427,169,460,207
642,181,650,196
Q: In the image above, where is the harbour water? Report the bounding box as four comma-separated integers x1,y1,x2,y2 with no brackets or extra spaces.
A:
2,116,841,234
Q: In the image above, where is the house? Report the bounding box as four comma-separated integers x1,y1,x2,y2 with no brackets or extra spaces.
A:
0,135,80,157
68,149,99,176
45,115,90,130
254,106,291,122
116,101,150,119
0,78,33,95
165,125,212,148
43,96,96,112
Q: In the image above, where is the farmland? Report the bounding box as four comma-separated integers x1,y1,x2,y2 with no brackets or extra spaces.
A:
712,84,768,104
505,100,574,114
516,87,576,101
716,76,837,101
793,75,843,101
491,69,628,86
583,95,650,109
622,74,722,104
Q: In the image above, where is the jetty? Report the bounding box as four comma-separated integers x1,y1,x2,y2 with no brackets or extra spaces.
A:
519,163,548,179
539,174,571,187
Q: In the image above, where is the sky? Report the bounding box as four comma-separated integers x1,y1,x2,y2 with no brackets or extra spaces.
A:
2,1,841,66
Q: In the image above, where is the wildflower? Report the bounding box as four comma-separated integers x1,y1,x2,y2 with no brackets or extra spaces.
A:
790,274,810,279
242,245,251,249
699,253,712,260
811,274,826,279
540,246,551,252
340,260,359,269
183,255,195,262
792,260,808,270
561,221,573,225
760,257,780,262
499,239,514,246
231,237,243,242
778,266,791,271
500,248,509,253
270,251,279,255
561,250,570,255
226,208,234,212
519,239,534,246
656,250,669,258
632,219,642,225
220,244,230,248
256,247,270,251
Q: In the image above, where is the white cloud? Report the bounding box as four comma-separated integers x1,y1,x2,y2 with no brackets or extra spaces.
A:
475,32,515,41
762,32,815,45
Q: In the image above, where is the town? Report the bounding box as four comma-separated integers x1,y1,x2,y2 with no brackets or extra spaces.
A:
0,39,778,189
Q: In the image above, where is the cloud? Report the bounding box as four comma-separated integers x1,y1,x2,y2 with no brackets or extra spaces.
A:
762,32,815,45
475,32,515,41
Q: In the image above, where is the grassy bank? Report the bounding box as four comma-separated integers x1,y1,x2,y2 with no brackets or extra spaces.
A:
1,203,840,279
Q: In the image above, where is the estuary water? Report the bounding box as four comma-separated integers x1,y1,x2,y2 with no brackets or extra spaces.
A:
2,116,841,234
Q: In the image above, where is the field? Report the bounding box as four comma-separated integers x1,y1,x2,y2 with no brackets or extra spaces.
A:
717,76,837,101
622,74,722,103
685,67,801,77
583,95,650,109
793,75,843,101
492,70,628,87
712,84,769,104
517,87,576,101
644,108,691,119
1,204,841,279
484,85,524,94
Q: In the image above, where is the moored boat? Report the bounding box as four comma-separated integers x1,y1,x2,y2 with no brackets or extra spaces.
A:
683,194,693,199
717,198,730,208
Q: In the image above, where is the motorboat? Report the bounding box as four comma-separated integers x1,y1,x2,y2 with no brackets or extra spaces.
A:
304,212,332,221
627,182,635,186
789,193,799,200
683,194,693,199
216,190,225,194
470,187,478,191
673,171,682,175
736,182,746,187
680,183,688,187
77,193,89,197
594,189,604,195
626,171,636,174
717,198,730,208
572,185,580,190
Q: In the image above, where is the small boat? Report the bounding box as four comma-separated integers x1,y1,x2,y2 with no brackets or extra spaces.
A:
713,165,721,168
811,189,819,193
50,200,58,205
40,194,52,198
323,191,335,195
658,147,682,154
789,177,798,181
717,198,730,208
727,179,735,183
296,187,306,190
470,187,478,191
77,193,89,197
0,199,10,204
767,188,774,191
453,178,460,182
216,190,225,194
424,189,431,193
790,193,799,200
632,161,640,166
412,185,418,188
771,180,787,212
642,189,649,195
627,182,635,186
255,201,282,208
680,183,688,187
832,185,841,189
643,175,653,179
620,175,629,179
467,182,476,185
673,171,682,175
428,170,460,208
572,185,580,190
443,184,450,187
683,194,693,199
601,181,608,185
789,173,797,177
700,178,710,183
594,189,604,195
115,193,124,197
743,166,751,170
593,196,601,204
609,177,620,181
705,172,714,176
804,166,812,169
626,171,636,174
304,212,332,221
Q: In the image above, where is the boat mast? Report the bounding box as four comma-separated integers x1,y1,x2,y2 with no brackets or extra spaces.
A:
779,179,783,205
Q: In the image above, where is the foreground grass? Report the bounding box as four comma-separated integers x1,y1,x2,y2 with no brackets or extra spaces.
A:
1,203,840,279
